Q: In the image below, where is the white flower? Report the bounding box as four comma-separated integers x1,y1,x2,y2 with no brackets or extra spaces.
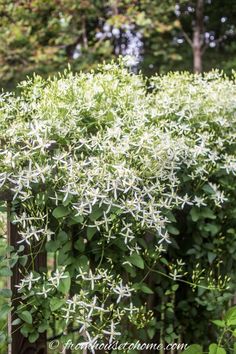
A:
103,321,121,344
62,305,74,324
76,317,92,333
124,302,138,316
80,332,99,354
18,226,45,244
113,281,133,303
59,183,77,202
194,196,207,207
13,212,46,228
158,231,171,245
120,221,135,244
0,172,8,188
49,269,68,287
169,269,183,281
36,285,51,298
16,272,40,291
77,270,102,290
179,194,193,208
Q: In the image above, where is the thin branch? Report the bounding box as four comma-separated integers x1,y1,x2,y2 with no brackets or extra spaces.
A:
177,20,193,48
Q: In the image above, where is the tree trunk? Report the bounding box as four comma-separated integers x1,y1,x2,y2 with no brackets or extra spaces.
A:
82,15,88,50
193,0,204,73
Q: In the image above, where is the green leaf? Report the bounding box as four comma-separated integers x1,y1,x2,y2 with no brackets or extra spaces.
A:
202,184,215,194
74,238,85,252
45,240,60,252
20,324,30,337
128,253,144,269
58,271,71,294
9,254,19,267
190,207,200,222
89,207,103,221
62,193,73,206
19,311,32,324
183,344,203,354
57,249,70,266
201,207,216,219
57,231,68,243
140,284,154,294
208,252,217,264
38,322,48,333
133,282,153,294
225,306,236,325
160,257,169,265
19,255,28,266
50,298,65,311
165,211,177,222
0,303,10,319
12,318,21,326
122,263,136,277
0,267,13,276
211,320,225,328
74,255,89,271
228,319,236,326
87,226,97,240
205,224,220,236
52,206,70,219
172,284,179,291
0,288,12,298
0,331,6,343
167,225,180,235
147,327,155,339
18,245,25,253
68,215,84,225
6,245,14,253
209,343,226,354
28,332,39,343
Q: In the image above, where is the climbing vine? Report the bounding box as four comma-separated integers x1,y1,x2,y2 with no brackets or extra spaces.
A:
0,63,236,351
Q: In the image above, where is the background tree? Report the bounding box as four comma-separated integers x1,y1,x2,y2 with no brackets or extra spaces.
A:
134,0,236,74
0,0,236,88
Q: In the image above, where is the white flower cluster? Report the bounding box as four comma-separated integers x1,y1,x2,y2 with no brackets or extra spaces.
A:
0,65,235,341
16,268,68,293
63,268,138,349
16,267,139,348
0,68,194,249
1,67,233,250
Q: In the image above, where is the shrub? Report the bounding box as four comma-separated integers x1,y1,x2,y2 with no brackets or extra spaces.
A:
0,64,236,351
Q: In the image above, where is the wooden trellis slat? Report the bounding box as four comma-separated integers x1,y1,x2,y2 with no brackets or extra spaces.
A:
7,201,48,354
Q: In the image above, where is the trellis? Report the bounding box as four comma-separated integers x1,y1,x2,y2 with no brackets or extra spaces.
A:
3,194,73,354
1,190,46,354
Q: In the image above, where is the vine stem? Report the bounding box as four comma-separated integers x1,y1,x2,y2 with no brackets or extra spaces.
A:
217,327,226,348
145,262,223,291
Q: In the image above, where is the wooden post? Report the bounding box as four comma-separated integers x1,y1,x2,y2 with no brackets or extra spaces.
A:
7,201,48,354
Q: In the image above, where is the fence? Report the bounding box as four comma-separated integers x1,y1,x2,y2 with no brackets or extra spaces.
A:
3,196,47,354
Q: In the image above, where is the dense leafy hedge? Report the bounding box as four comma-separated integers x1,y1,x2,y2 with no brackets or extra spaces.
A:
0,64,236,352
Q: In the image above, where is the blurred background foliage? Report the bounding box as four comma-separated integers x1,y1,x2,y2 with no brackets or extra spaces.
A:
1,1,236,352
0,0,236,90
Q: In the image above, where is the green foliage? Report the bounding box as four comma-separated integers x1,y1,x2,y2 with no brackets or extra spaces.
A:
0,64,236,350
185,307,236,353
